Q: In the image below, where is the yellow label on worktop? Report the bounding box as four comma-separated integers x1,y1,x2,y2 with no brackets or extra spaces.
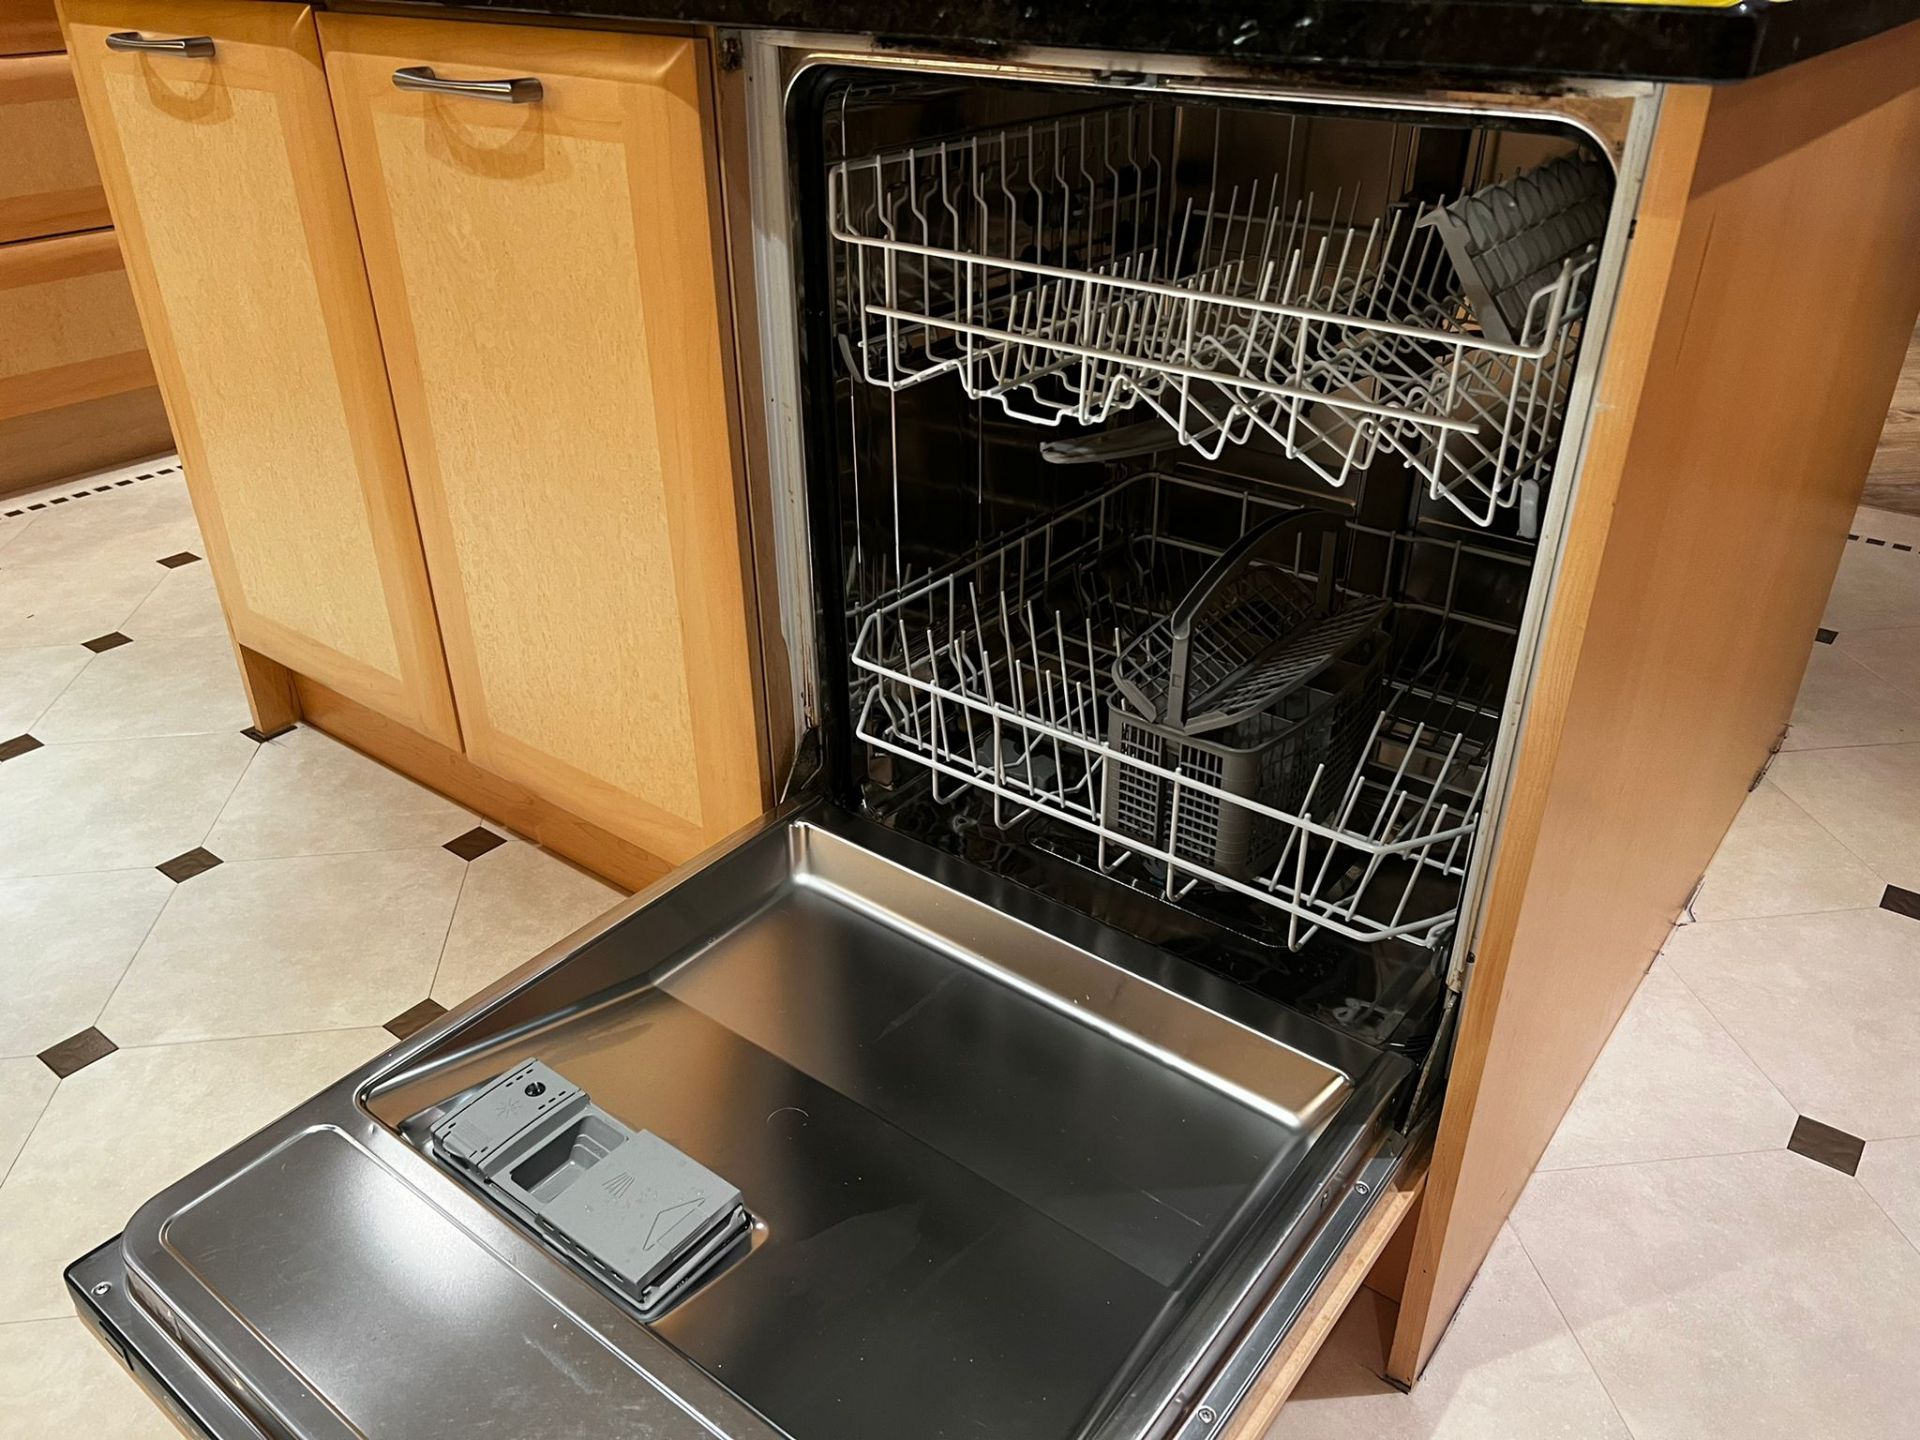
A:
1586,0,1753,8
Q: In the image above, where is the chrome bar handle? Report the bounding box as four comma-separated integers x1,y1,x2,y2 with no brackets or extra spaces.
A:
392,66,542,104
106,31,215,57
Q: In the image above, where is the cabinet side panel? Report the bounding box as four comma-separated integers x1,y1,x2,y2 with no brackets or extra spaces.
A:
1393,26,1920,1382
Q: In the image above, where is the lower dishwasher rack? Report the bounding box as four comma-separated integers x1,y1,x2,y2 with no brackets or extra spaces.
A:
72,801,1416,1440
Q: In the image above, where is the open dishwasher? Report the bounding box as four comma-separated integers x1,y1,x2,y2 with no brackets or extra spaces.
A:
70,60,1619,1440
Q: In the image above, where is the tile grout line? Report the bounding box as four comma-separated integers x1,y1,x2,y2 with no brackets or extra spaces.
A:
1850,1172,1920,1261
1655,960,1809,1124
1504,1222,1646,1440
1777,737,1920,756
424,864,472,1005
1680,899,1882,928
1,838,492,884
83,869,187,1047
1741,779,1897,896
75,1021,398,1055
0,1081,59,1195
196,738,265,849
1534,1141,1791,1178
17,649,100,736
82,738,265,1034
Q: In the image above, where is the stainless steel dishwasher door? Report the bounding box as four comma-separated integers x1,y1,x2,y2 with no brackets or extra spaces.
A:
74,802,1410,1440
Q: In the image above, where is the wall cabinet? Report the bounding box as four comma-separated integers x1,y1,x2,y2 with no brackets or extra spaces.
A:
318,15,765,864
61,0,461,744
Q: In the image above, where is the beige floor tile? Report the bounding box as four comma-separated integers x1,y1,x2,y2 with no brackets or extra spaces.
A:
206,726,474,860
1781,645,1920,751
0,513,33,559
33,635,248,742
1857,1136,1920,1249
1268,1227,1630,1440
430,840,623,1008
1833,625,1920,698
1537,966,1797,1171
0,647,89,735
0,562,161,649
1768,742,1920,890
0,1318,179,1439
0,733,255,878
99,848,466,1045
121,563,226,640
0,477,199,575
1823,542,1920,633
0,871,173,1058
0,1028,389,1321
1689,780,1885,921
1664,907,1920,1141
1852,505,1920,550
1511,1150,1920,1440
0,1061,55,1181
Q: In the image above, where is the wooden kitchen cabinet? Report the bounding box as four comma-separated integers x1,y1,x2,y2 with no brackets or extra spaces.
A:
0,0,61,55
317,14,767,865
0,227,151,425
59,0,460,745
0,51,111,243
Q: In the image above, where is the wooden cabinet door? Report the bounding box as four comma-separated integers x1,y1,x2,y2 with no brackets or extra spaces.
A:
60,0,459,745
317,15,766,865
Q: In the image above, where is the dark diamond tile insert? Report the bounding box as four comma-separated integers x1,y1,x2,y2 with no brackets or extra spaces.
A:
82,631,132,653
240,724,294,743
49,496,69,505
157,847,223,883
1787,1116,1866,1175
1815,627,1838,645
115,477,134,486
1865,537,1887,546
1898,544,1915,553
385,999,448,1041
39,1027,117,1079
0,734,43,762
1880,884,1920,922
444,826,508,862
157,551,202,568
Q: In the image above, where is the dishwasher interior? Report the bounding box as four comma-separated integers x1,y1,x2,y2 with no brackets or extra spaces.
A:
810,71,1612,1056
70,63,1623,1440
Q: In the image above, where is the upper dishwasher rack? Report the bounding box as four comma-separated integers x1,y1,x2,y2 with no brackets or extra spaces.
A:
828,105,1603,528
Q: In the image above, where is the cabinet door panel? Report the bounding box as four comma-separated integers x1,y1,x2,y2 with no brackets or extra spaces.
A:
319,15,765,864
60,0,459,744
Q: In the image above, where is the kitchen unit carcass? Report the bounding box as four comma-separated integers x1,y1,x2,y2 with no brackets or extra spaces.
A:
52,9,1920,1439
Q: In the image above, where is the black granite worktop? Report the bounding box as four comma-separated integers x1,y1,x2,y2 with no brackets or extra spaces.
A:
387,0,1919,83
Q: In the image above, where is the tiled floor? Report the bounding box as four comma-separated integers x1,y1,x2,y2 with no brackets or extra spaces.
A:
4,464,1919,1437
0,459,624,1436
1274,503,1920,1440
